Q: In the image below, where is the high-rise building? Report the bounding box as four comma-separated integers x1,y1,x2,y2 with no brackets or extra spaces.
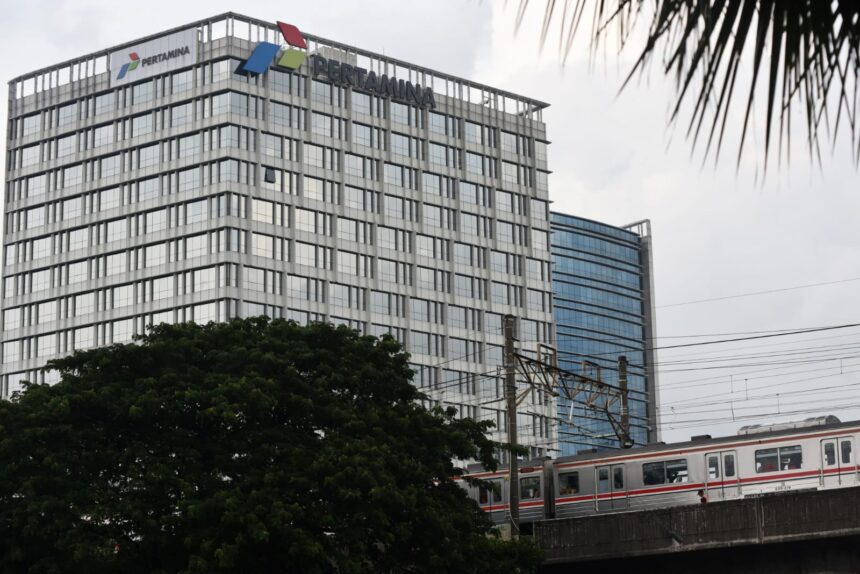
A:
2,13,557,456
550,212,659,455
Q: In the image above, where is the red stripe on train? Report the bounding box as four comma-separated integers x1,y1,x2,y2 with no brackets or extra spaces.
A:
480,499,545,512
555,467,859,505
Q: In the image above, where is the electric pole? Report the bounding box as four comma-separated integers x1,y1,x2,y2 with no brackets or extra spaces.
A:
618,355,632,448
503,314,519,533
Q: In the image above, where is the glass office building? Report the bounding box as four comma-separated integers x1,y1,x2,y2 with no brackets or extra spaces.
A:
550,213,659,455
2,13,557,456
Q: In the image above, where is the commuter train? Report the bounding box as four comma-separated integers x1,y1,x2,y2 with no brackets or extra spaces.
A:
455,416,858,525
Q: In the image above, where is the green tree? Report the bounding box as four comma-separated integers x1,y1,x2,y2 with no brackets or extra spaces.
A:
519,0,860,165
0,318,540,574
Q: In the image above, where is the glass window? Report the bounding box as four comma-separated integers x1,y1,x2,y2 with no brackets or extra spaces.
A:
132,113,152,137
20,144,40,167
311,80,332,104
93,125,113,147
36,300,57,324
754,448,779,473
597,468,610,493
67,261,88,284
478,478,503,505
304,143,324,168
22,113,41,136
352,92,370,114
57,102,77,126
779,445,803,470
390,102,409,124
707,456,720,479
642,462,664,486
171,102,192,126
75,293,96,317
185,234,207,258
613,467,624,489
665,459,688,483
352,122,371,146
132,82,153,104
642,459,687,485
172,69,193,93
100,188,121,211
464,121,482,144
558,472,579,495
501,131,517,154
311,112,332,137
37,334,56,357
520,476,541,500
139,144,159,169
725,454,736,477
825,442,836,465
841,441,853,465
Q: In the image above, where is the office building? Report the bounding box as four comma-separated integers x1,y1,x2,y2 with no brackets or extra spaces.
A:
2,13,556,456
550,213,659,455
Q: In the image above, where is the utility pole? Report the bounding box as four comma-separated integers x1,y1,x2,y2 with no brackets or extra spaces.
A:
618,355,633,448
503,314,519,533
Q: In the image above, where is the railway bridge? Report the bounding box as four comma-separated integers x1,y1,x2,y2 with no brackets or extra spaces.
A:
535,485,860,573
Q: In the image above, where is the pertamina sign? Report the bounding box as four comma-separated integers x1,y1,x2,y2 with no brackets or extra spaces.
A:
239,21,436,109
110,29,198,87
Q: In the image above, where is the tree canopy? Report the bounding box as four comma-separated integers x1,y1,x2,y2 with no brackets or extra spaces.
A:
0,318,539,574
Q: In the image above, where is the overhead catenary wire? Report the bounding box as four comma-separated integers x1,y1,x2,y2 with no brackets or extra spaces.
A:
657,276,860,309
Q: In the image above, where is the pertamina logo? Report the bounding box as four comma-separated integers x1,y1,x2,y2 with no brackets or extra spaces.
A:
238,21,307,74
115,45,192,80
238,21,436,109
116,53,140,80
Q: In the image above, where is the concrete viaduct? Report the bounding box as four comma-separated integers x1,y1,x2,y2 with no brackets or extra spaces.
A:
535,486,860,573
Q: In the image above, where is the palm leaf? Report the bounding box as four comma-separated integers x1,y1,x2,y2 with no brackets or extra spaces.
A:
518,0,860,167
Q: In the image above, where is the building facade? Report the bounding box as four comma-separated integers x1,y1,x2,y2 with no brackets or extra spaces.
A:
2,13,557,456
550,212,659,455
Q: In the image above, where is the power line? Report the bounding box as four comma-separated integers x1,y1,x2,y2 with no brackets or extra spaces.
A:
658,277,860,309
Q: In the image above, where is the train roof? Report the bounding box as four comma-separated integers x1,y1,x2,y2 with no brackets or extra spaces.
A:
459,417,860,475
554,417,860,466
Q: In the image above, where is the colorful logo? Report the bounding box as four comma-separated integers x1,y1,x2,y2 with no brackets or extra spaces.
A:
116,52,140,80
238,21,307,74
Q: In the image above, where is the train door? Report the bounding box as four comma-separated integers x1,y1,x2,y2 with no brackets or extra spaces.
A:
821,437,856,487
478,478,506,522
595,464,627,511
705,450,739,500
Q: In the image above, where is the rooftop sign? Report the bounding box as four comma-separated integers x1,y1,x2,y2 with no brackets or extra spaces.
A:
309,54,436,109
238,21,436,109
110,29,197,87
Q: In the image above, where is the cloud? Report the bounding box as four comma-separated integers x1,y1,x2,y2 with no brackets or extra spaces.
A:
2,1,857,442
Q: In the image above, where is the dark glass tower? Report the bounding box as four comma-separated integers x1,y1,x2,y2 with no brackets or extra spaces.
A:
550,213,659,455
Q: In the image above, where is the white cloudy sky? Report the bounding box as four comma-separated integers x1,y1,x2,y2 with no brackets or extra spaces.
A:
3,1,858,443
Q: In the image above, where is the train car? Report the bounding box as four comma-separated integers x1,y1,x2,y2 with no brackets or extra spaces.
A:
458,416,859,524
456,459,551,525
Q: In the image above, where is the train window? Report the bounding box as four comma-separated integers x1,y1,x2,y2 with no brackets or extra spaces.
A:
779,445,803,470
643,462,664,485
666,460,689,483
756,445,802,473
643,459,688,485
613,467,624,489
755,449,779,473
520,476,541,500
841,441,853,464
478,479,503,505
824,442,836,466
725,454,736,477
597,468,610,493
559,472,579,495
707,456,720,479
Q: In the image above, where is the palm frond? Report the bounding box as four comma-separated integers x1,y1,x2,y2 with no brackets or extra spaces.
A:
518,0,860,167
